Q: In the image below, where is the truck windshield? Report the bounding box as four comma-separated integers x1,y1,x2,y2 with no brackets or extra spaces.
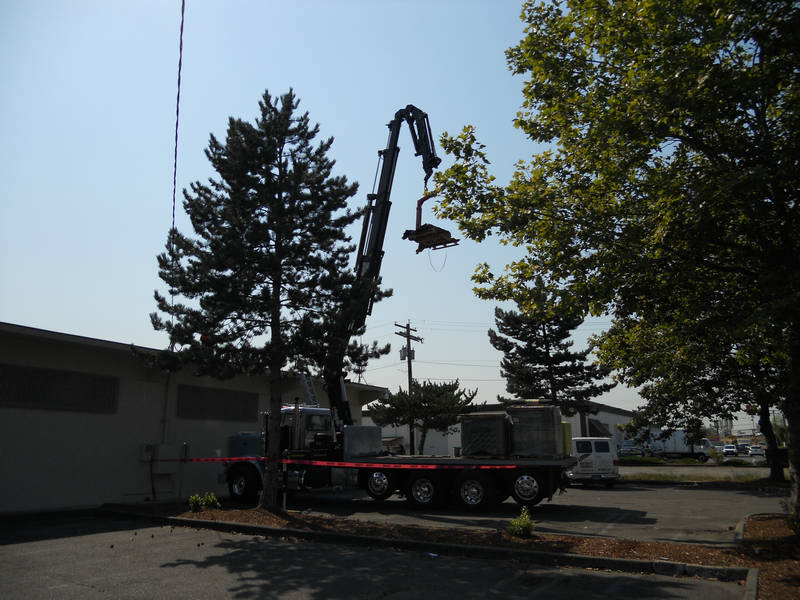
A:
306,414,331,433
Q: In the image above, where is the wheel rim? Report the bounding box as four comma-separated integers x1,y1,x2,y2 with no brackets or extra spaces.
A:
459,479,485,506
410,478,435,504
231,475,247,496
367,472,390,496
513,474,539,502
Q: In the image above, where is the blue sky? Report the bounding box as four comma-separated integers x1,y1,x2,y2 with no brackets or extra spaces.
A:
0,0,643,411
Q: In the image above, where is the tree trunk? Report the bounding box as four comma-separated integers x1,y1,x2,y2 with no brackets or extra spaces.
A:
417,428,428,455
758,397,785,482
786,320,800,532
258,368,283,510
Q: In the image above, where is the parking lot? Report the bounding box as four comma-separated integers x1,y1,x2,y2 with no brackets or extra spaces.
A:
0,512,748,600
1,469,785,599
285,481,787,546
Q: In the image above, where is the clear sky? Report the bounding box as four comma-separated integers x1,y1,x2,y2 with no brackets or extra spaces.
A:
0,0,645,412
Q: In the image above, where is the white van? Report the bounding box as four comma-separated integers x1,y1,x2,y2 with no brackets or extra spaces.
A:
567,437,619,487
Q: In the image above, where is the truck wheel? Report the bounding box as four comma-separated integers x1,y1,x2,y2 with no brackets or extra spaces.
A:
698,454,709,463
228,465,260,503
454,473,496,511
364,470,394,501
510,471,542,507
406,474,443,509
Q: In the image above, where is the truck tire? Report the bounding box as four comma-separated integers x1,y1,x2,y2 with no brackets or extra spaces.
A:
698,454,709,463
364,470,395,501
406,473,444,509
509,471,543,507
227,465,260,503
454,473,496,511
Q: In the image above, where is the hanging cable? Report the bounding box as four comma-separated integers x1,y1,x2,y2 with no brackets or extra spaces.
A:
172,0,185,236
426,247,447,272
168,0,186,348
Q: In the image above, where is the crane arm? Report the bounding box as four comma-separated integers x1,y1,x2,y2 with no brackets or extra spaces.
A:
325,106,455,429
353,105,442,320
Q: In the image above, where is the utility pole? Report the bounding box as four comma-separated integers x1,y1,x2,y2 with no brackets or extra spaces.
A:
395,321,423,454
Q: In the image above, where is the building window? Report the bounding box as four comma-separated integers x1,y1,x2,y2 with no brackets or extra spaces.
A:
0,363,119,414
176,384,258,422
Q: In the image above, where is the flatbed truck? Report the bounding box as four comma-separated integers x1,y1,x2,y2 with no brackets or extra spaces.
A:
225,405,576,512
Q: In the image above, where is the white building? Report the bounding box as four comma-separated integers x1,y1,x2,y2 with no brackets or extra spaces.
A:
0,322,386,514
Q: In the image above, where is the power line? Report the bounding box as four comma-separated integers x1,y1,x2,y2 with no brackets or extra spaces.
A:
414,360,500,368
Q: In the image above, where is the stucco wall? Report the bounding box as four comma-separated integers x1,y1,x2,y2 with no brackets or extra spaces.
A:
0,324,383,514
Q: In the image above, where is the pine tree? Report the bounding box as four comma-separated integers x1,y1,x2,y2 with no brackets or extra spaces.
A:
151,89,362,508
368,379,477,455
488,307,615,416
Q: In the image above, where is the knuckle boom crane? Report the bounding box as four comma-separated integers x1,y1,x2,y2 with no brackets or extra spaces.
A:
325,105,458,426
353,104,458,329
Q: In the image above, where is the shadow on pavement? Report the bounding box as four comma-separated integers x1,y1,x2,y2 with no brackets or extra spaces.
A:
0,511,147,545
158,534,718,600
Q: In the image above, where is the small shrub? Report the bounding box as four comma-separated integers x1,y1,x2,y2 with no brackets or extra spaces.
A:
188,494,203,512
506,506,536,538
188,491,221,512
202,491,221,509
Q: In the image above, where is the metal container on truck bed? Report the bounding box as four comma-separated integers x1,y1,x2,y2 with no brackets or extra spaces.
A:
459,412,509,456
507,406,564,457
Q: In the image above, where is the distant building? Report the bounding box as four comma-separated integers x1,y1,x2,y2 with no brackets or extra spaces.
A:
0,322,387,514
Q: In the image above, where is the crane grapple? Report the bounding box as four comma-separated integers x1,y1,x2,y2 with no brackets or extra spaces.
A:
402,224,459,253
402,191,459,253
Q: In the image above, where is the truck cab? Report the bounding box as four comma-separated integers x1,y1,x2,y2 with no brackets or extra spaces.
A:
225,405,382,501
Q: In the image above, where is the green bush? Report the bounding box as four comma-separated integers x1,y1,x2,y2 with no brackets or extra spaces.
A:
188,494,203,512
618,455,666,466
506,506,536,538
188,491,221,512
719,458,752,467
202,491,221,509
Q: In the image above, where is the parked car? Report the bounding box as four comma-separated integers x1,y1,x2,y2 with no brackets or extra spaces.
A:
737,443,750,454
722,444,738,457
748,445,765,457
618,440,644,456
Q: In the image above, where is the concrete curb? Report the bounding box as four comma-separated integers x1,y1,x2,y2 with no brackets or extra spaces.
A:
103,507,759,599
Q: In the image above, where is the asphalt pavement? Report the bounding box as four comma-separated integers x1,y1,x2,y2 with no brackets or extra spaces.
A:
284,481,787,546
0,513,749,600
1,466,781,599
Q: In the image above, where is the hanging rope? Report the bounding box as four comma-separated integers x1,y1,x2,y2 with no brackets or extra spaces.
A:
427,248,448,272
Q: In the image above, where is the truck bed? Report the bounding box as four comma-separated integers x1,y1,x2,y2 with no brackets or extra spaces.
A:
338,454,577,468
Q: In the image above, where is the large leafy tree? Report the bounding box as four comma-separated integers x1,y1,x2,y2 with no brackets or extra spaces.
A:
151,89,364,508
369,380,478,454
599,319,788,480
434,2,800,525
489,305,616,415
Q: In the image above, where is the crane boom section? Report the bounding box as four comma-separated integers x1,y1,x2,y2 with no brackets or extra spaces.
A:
354,105,441,326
